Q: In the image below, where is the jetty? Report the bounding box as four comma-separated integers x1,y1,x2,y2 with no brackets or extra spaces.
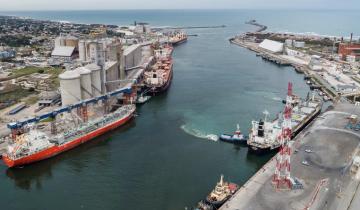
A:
245,20,267,32
221,103,360,210
153,25,226,31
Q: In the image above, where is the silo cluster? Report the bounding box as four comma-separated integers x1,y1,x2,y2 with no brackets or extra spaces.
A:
59,64,104,106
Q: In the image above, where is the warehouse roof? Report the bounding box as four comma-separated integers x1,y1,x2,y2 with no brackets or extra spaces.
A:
51,46,75,57
259,39,284,53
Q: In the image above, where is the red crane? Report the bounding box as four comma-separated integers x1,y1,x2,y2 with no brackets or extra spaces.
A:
273,82,293,189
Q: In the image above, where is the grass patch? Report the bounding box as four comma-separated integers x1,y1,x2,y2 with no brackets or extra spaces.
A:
24,95,39,105
0,87,35,103
2,66,64,82
39,117,54,123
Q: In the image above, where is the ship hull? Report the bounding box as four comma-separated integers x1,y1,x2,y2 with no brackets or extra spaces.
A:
205,196,230,208
247,145,279,154
172,38,187,46
219,134,247,145
2,109,135,168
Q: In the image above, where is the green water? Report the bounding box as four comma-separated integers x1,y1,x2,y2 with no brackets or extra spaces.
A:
0,10,334,210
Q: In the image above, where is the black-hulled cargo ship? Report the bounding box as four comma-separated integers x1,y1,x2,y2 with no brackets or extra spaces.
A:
247,93,322,154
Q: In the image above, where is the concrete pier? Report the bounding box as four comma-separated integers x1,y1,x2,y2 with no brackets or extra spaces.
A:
221,103,360,210
229,38,340,102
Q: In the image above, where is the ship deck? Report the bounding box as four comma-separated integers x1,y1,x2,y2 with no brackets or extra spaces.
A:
221,103,360,210
248,100,321,148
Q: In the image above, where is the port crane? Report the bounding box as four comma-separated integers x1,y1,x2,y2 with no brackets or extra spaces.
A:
273,82,293,189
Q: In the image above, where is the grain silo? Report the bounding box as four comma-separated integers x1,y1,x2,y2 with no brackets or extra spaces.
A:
60,37,66,46
88,42,104,64
59,70,81,106
85,63,102,96
65,36,79,49
78,40,86,61
76,67,92,100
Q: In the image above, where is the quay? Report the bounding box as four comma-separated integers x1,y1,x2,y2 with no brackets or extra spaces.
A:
229,38,341,102
221,103,360,210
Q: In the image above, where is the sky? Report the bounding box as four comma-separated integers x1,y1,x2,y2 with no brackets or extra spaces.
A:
0,0,359,10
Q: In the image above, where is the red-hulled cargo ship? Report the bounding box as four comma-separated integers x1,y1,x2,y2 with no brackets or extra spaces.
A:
2,104,135,168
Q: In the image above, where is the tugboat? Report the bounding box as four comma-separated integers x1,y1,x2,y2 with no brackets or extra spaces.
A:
205,175,238,208
219,124,247,144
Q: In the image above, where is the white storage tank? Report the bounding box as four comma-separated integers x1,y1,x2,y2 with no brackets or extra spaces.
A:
85,63,102,96
59,70,81,106
346,55,356,63
78,40,86,61
76,67,92,100
285,39,293,47
55,37,62,47
60,37,66,46
294,41,305,48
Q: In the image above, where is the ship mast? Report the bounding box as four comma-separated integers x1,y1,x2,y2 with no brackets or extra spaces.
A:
273,82,293,190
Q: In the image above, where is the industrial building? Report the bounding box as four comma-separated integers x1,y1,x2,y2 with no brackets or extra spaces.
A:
38,91,61,107
0,49,16,60
78,38,122,63
51,46,76,62
51,34,79,63
259,39,284,53
338,43,360,61
57,37,144,107
54,35,79,50
123,44,142,69
58,61,124,106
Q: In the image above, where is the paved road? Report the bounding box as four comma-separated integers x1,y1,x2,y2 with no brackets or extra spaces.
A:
221,103,360,210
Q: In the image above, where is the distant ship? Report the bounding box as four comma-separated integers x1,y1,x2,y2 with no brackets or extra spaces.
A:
144,45,173,94
219,124,247,144
2,105,136,168
169,31,188,46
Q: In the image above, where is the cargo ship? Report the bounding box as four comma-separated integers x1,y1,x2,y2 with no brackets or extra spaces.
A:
247,93,321,154
144,45,173,94
169,31,187,46
2,104,136,168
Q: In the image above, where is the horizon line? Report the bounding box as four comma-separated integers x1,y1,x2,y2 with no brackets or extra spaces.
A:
1,8,360,12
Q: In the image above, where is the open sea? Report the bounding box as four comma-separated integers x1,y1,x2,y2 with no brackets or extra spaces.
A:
0,9,359,210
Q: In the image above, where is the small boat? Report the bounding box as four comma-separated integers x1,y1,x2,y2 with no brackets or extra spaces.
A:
205,175,238,208
219,124,246,144
136,95,151,104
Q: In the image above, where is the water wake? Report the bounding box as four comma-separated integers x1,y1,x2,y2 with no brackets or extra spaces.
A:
180,124,218,141
272,96,282,102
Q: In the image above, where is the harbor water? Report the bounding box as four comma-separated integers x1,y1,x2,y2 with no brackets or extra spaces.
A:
1,9,360,210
